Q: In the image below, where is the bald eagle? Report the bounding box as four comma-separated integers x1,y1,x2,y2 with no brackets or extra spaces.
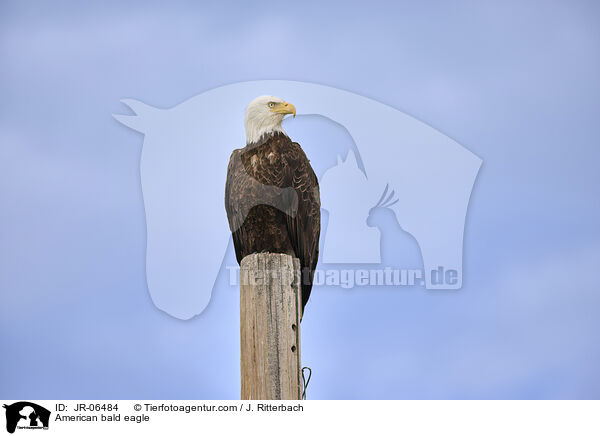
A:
225,96,321,314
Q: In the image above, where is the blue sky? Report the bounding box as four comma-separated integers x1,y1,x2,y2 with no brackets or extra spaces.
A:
1,0,599,399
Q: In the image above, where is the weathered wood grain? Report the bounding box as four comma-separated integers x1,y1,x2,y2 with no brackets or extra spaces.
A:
240,253,302,400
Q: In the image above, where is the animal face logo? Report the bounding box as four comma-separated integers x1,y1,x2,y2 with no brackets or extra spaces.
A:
114,80,482,320
3,402,50,434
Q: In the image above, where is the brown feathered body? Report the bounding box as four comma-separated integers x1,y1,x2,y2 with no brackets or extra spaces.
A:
225,132,321,311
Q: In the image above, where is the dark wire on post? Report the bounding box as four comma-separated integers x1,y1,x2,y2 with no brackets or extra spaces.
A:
301,366,312,400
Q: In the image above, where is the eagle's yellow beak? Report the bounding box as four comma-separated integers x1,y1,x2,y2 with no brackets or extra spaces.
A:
271,101,296,118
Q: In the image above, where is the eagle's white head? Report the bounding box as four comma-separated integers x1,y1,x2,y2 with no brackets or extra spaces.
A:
245,95,296,144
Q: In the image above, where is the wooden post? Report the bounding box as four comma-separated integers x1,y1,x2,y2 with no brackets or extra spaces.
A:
240,253,302,400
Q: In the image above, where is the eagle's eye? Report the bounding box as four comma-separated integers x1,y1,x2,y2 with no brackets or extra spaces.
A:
268,102,275,108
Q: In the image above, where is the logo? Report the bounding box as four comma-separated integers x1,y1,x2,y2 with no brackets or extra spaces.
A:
114,80,481,320
3,403,50,433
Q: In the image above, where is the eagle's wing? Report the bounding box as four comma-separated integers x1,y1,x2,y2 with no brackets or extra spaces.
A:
225,149,246,264
225,139,320,311
282,142,321,310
